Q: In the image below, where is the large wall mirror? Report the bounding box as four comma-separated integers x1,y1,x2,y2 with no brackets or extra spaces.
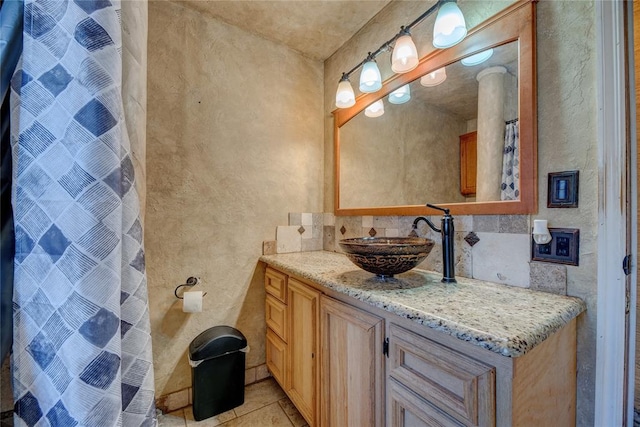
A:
333,0,536,216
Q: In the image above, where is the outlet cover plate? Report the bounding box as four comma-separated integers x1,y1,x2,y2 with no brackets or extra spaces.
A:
531,227,579,266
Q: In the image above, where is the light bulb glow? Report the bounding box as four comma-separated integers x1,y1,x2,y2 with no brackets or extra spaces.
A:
391,34,419,73
420,67,447,87
359,60,382,93
388,84,411,104
335,79,355,108
365,100,385,117
461,48,494,66
433,1,467,49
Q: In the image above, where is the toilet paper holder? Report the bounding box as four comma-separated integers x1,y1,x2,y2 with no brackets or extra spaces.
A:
174,277,207,299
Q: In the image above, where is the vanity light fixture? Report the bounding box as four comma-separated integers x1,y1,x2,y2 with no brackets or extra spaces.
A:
420,67,447,87
388,84,411,104
334,0,467,108
532,219,552,245
391,28,419,73
461,48,494,66
365,100,385,117
335,74,356,108
432,1,467,48
359,56,383,93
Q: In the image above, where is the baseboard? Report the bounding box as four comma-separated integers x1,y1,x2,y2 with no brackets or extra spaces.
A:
155,363,271,414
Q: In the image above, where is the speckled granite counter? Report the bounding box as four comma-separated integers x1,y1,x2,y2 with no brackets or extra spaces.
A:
260,251,586,358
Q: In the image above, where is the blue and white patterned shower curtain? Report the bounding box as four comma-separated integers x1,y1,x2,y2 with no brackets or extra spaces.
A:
500,120,519,200
10,1,156,426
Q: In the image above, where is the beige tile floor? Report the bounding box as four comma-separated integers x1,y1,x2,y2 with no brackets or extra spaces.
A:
158,378,308,427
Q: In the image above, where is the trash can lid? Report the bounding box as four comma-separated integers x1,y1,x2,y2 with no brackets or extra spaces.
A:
189,325,247,361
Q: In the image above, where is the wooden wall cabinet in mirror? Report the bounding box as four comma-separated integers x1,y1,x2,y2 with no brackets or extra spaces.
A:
460,131,477,197
333,0,537,217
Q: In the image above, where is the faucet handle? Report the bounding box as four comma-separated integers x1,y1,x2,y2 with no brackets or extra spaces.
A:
426,203,450,215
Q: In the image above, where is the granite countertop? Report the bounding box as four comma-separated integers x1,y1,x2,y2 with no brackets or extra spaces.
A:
260,251,586,358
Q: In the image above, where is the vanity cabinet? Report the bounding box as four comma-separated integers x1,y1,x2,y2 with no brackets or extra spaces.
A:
264,267,384,427
263,262,579,427
264,267,320,426
265,268,288,387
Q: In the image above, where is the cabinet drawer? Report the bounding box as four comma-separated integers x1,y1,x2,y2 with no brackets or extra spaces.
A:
388,324,495,427
389,378,463,427
266,329,287,388
265,267,287,303
266,295,287,341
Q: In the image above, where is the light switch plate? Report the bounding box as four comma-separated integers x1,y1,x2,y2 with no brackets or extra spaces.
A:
531,228,579,266
548,171,579,208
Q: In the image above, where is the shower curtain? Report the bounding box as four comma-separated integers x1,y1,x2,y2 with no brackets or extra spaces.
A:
500,120,519,201
10,1,155,426
1,0,23,364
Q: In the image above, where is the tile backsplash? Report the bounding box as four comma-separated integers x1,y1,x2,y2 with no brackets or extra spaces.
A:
265,213,568,295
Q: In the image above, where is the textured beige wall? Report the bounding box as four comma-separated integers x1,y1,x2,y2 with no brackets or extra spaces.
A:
536,3,597,425
324,1,598,424
146,1,323,396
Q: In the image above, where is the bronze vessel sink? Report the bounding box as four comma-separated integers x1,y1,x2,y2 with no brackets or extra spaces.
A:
339,237,435,277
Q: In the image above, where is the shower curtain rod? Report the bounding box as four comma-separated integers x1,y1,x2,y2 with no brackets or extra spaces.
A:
505,118,519,124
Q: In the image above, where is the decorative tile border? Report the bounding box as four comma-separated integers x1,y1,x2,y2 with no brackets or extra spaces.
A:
274,212,323,254
265,213,566,292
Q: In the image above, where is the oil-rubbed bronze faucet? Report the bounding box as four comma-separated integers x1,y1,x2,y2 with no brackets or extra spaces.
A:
411,203,456,283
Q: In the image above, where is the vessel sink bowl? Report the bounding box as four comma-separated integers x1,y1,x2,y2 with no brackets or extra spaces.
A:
339,237,435,277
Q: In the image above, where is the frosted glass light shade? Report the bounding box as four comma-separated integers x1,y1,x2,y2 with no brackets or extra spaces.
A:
391,33,419,73
461,48,494,66
433,1,467,49
388,85,411,104
335,79,356,108
359,60,382,93
420,67,447,87
365,100,385,117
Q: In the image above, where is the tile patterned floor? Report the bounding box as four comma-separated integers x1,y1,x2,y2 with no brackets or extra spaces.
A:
158,378,308,427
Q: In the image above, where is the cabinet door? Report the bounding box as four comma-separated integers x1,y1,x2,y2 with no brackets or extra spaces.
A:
320,296,385,427
460,131,477,196
287,278,320,426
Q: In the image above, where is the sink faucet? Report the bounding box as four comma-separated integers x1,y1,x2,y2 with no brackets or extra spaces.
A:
411,203,456,283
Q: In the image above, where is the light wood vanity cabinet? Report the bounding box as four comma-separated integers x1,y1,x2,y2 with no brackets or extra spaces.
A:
264,267,383,427
264,268,320,426
264,265,578,427
265,268,288,388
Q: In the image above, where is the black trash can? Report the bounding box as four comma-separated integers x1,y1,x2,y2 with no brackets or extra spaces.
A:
189,325,248,421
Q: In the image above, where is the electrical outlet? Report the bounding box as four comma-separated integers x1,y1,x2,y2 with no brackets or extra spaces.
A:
531,228,579,266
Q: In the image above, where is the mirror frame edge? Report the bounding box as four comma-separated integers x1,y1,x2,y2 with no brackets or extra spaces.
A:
333,0,538,217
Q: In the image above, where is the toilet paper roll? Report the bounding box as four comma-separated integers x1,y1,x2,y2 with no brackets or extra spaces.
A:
183,291,203,313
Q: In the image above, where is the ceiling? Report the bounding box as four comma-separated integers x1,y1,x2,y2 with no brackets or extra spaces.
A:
169,0,394,61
